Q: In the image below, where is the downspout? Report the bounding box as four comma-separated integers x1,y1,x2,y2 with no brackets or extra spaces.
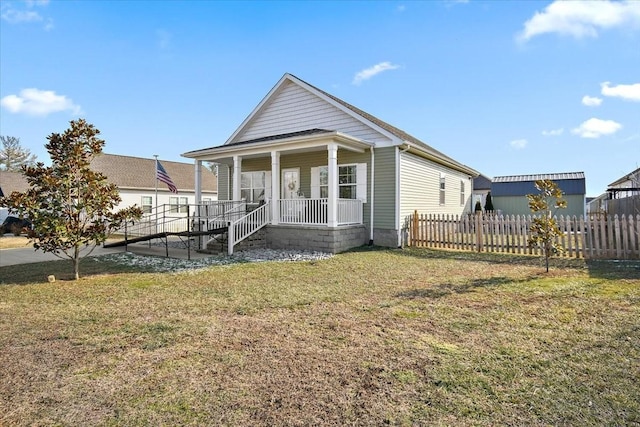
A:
369,146,375,246
396,143,412,248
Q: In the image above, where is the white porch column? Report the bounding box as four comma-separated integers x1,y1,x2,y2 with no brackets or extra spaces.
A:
232,155,242,201
194,160,202,204
327,143,338,227
271,151,280,225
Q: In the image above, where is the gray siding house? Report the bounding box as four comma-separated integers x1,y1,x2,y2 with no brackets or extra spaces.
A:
183,73,478,253
491,172,586,217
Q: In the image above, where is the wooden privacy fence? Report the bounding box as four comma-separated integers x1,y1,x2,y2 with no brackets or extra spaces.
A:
408,212,640,260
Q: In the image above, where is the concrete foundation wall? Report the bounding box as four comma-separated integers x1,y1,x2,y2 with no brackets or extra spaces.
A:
267,225,367,254
371,228,400,248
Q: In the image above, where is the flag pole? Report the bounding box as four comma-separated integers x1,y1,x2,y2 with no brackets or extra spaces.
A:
154,154,158,235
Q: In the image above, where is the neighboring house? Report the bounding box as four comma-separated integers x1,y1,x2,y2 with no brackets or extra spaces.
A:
0,171,30,223
0,155,218,222
472,173,492,211
182,73,478,252
601,167,640,216
90,154,218,214
491,172,586,217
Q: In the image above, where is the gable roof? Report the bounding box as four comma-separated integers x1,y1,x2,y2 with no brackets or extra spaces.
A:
493,172,585,183
91,154,217,192
1,155,218,195
608,167,640,187
473,173,492,191
185,73,476,176
0,171,29,196
492,172,586,196
292,74,467,168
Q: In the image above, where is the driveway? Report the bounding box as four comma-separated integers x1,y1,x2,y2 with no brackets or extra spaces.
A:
0,240,216,268
0,245,124,267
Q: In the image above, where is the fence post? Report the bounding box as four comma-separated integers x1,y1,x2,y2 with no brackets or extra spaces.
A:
187,205,191,261
475,213,482,252
413,210,418,246
227,221,234,256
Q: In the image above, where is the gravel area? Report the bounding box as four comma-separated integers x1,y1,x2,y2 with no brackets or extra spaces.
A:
97,248,333,273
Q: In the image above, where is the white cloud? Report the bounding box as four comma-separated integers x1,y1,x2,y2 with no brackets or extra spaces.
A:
542,128,564,136
517,0,640,42
582,95,602,107
397,5,406,12
1,0,52,29
571,117,622,138
1,8,43,23
601,81,640,102
1,88,83,117
509,139,528,149
352,62,401,85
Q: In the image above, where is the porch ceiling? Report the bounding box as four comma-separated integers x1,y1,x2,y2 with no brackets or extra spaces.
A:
182,129,374,164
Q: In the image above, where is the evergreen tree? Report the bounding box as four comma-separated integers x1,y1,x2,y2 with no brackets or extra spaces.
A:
0,136,37,171
484,192,494,212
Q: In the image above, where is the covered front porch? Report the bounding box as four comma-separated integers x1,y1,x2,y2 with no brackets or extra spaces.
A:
185,130,373,251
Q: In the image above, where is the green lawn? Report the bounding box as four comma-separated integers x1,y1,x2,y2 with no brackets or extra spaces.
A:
1,248,638,426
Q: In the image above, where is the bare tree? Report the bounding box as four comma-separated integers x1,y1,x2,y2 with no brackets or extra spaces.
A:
0,136,37,171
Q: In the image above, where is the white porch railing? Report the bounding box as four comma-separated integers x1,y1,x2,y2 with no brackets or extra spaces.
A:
198,200,246,229
228,201,271,255
337,198,363,225
278,198,362,226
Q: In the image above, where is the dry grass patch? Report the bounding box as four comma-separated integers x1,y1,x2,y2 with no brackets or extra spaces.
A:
0,235,32,249
1,248,639,426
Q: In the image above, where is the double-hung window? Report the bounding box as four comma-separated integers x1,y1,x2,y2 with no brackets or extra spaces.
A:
170,196,188,213
141,196,153,214
460,180,465,206
338,165,357,199
311,163,367,201
439,176,446,205
241,171,270,203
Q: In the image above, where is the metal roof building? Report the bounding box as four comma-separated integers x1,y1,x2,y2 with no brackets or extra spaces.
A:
491,172,586,217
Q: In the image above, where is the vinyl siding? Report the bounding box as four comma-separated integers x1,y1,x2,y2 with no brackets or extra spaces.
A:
493,194,585,217
373,147,397,229
235,81,393,146
399,151,472,222
217,164,230,200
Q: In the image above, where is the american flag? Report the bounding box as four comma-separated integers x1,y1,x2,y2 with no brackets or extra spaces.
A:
156,160,178,193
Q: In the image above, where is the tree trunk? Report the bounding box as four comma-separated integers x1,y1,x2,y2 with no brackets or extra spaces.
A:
73,246,80,280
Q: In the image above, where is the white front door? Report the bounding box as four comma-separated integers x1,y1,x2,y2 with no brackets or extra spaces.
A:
282,168,300,199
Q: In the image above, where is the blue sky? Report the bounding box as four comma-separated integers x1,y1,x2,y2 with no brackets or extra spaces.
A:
1,0,638,196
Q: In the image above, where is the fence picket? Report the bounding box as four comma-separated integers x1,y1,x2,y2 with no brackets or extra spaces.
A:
407,212,639,260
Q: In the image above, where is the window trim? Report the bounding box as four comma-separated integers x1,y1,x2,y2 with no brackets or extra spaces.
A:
141,196,153,214
312,163,367,202
169,196,189,213
240,170,272,203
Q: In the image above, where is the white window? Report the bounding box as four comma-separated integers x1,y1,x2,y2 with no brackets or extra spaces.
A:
460,180,465,206
311,163,367,202
169,196,188,213
141,196,153,214
240,171,272,203
439,176,446,205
